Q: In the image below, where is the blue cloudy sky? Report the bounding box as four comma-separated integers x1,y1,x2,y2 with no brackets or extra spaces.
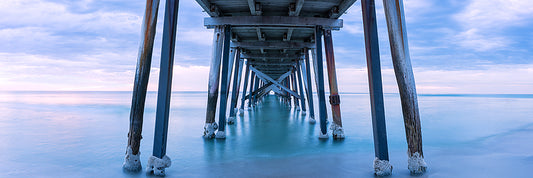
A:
0,0,532,93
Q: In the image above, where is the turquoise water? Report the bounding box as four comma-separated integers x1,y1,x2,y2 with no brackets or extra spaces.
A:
0,91,532,177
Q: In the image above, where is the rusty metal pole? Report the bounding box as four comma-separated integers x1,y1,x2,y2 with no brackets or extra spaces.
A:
247,72,255,108
216,25,232,139
148,0,179,175
323,29,345,139
124,0,160,172
314,26,328,138
203,26,224,138
239,61,250,113
303,48,316,123
362,0,392,176
296,60,307,113
228,48,242,124
382,0,426,174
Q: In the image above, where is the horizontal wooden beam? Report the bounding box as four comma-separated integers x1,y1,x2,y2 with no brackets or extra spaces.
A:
205,16,343,30
232,41,315,49
242,53,301,59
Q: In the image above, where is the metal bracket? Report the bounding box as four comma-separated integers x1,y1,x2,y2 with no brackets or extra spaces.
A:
329,94,340,105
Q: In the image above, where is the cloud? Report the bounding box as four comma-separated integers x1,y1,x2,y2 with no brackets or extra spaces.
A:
453,0,533,51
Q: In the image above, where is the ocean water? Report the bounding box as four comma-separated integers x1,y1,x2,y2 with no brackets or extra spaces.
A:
0,91,532,177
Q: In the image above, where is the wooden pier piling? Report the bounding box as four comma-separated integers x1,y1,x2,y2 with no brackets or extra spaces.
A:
323,29,345,139
303,48,316,123
314,26,328,138
296,60,307,113
216,25,232,138
382,0,426,174
240,61,250,112
124,0,160,172
203,26,224,138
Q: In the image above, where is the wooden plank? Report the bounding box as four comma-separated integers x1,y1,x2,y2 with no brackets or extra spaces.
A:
205,16,343,30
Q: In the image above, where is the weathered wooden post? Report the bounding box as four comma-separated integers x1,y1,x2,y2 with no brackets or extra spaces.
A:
123,0,160,172
226,48,236,97
203,26,224,138
148,0,178,175
247,72,256,109
303,48,316,123
228,48,243,124
296,60,307,114
382,0,426,174
216,25,232,139
323,29,345,139
239,61,250,114
314,26,328,139
361,0,392,175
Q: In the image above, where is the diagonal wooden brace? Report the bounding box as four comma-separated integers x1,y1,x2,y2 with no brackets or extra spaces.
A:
249,66,301,100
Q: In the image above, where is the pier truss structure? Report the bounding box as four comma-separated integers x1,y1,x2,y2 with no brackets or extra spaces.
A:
123,0,426,176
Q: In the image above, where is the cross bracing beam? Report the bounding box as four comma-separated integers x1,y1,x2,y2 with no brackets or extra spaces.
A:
245,71,292,99
248,62,296,66
329,0,358,18
242,53,301,59
249,66,301,100
205,16,343,30
231,41,315,49
195,0,220,17
289,0,305,16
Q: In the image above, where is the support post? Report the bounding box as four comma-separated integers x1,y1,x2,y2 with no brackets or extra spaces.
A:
252,76,260,106
296,60,307,114
240,61,251,113
382,0,426,174
303,48,316,123
290,72,300,110
216,25,232,139
314,26,328,138
228,48,243,124
247,72,256,108
203,26,224,138
124,0,160,172
323,29,345,139
148,0,178,175
362,0,392,176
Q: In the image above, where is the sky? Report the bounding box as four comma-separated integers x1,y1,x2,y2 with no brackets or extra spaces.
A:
0,0,532,94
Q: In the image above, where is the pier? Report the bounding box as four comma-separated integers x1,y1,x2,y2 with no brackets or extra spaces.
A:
123,0,426,176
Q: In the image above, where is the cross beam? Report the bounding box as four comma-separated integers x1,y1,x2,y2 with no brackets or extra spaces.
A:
204,16,343,30
249,66,301,99
241,53,301,59
232,41,315,49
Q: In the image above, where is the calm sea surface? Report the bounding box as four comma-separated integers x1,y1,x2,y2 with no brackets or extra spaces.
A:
0,91,532,177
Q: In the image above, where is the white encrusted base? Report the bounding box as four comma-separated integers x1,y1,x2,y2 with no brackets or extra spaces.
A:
227,117,236,124
123,146,142,171
239,108,245,115
330,123,345,139
295,106,301,111
146,155,171,176
373,158,393,176
309,117,316,124
408,152,427,174
301,111,307,115
318,131,329,139
203,122,218,139
215,131,226,139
